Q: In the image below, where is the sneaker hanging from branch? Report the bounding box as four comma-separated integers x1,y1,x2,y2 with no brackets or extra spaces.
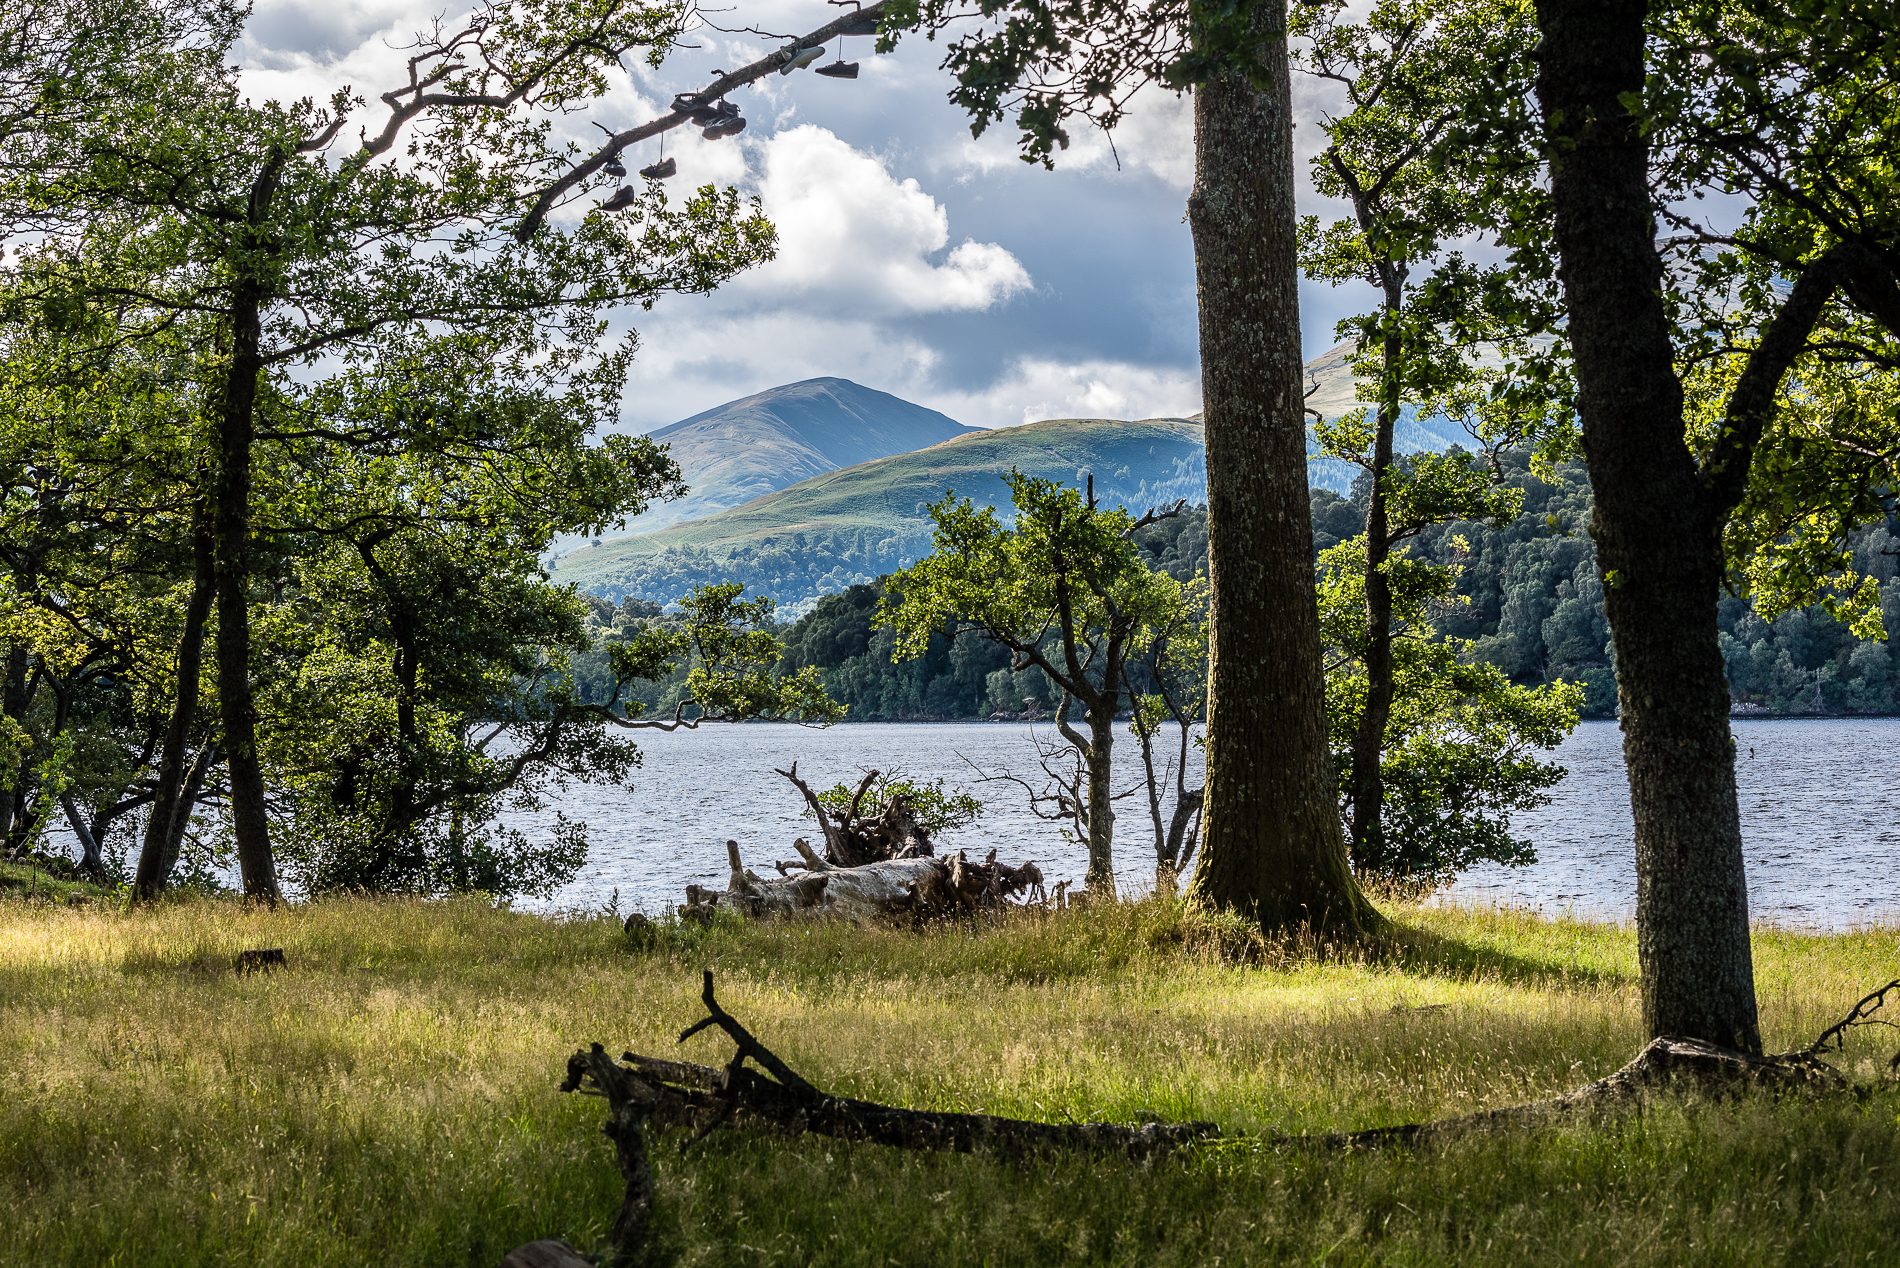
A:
671,90,723,125
779,44,824,74
702,103,746,140
817,9,862,80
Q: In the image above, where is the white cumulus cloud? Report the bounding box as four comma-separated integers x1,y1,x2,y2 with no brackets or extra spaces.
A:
737,125,1032,316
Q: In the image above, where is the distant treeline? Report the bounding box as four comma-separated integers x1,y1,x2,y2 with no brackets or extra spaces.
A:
570,452,1899,721
1330,451,1900,718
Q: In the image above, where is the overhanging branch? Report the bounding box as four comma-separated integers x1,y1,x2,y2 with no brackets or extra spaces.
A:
1703,240,1900,518
514,0,893,242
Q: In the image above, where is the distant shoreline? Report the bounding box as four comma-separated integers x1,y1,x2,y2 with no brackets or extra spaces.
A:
1725,710,1900,721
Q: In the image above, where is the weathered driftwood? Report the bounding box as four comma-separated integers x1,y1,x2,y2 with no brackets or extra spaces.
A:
773,762,938,866
677,838,1043,924
550,973,1900,1266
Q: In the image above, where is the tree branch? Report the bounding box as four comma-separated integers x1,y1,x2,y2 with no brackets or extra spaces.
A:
1703,240,1900,517
513,0,893,241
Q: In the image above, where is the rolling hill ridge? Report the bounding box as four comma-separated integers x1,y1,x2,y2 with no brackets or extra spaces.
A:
556,414,1206,616
564,345,1487,614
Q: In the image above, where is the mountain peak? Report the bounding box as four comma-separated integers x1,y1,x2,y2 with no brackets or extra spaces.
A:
634,378,979,532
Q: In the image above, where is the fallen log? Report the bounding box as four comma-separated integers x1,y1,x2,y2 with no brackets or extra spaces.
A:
1317,1033,1844,1148
677,838,1044,924
548,972,1899,1266
554,972,1210,1265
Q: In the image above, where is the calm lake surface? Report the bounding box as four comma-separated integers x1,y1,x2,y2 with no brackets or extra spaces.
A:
515,718,1900,929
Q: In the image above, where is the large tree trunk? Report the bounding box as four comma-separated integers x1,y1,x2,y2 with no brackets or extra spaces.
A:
134,505,215,899
215,285,280,903
1534,0,1759,1051
1185,0,1379,935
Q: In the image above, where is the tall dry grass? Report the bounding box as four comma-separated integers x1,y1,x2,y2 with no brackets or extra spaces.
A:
2,893,1896,1265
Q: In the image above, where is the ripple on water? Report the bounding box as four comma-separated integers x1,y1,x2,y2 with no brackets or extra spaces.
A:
1440,718,1900,928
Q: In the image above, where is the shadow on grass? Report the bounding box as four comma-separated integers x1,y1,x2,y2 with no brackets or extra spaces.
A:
1375,919,1633,989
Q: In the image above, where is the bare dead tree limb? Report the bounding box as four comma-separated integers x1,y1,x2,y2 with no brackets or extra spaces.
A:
514,0,894,240
677,969,823,1096
545,976,1900,1262
1807,978,1900,1066
559,1043,658,1268
560,979,1870,1215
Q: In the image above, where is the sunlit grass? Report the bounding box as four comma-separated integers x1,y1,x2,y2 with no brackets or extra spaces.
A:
3,892,1897,1265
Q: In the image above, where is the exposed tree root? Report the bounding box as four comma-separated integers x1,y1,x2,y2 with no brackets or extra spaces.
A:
774,763,933,867
545,973,1900,1266
1314,1035,1843,1149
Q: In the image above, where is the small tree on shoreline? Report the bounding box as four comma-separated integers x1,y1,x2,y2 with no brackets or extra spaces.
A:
881,471,1183,892
1123,574,1208,891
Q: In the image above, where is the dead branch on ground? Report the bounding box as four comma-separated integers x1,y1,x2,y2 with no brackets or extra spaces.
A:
549,973,1900,1263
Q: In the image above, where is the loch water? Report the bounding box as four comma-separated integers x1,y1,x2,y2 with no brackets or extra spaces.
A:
515,717,1900,929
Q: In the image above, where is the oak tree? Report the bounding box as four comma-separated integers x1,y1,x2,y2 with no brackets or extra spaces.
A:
889,0,1380,931
1530,0,1900,1050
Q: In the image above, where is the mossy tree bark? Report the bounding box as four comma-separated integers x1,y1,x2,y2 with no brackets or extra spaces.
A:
1185,0,1379,936
212,224,280,902
1533,0,1757,1051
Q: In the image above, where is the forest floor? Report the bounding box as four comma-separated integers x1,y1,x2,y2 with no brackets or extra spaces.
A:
2,891,1897,1266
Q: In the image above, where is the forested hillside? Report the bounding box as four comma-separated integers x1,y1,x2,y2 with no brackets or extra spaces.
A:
1324,454,1893,719
571,452,1899,721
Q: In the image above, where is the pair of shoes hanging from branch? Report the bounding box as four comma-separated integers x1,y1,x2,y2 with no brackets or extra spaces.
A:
593,119,675,213
782,0,866,79
522,0,893,234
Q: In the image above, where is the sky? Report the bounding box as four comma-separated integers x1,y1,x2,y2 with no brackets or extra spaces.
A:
235,0,1374,432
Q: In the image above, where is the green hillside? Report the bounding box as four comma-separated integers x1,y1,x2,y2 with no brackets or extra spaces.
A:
554,415,1205,615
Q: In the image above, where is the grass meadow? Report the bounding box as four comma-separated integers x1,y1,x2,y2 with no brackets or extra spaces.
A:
3,888,1898,1266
